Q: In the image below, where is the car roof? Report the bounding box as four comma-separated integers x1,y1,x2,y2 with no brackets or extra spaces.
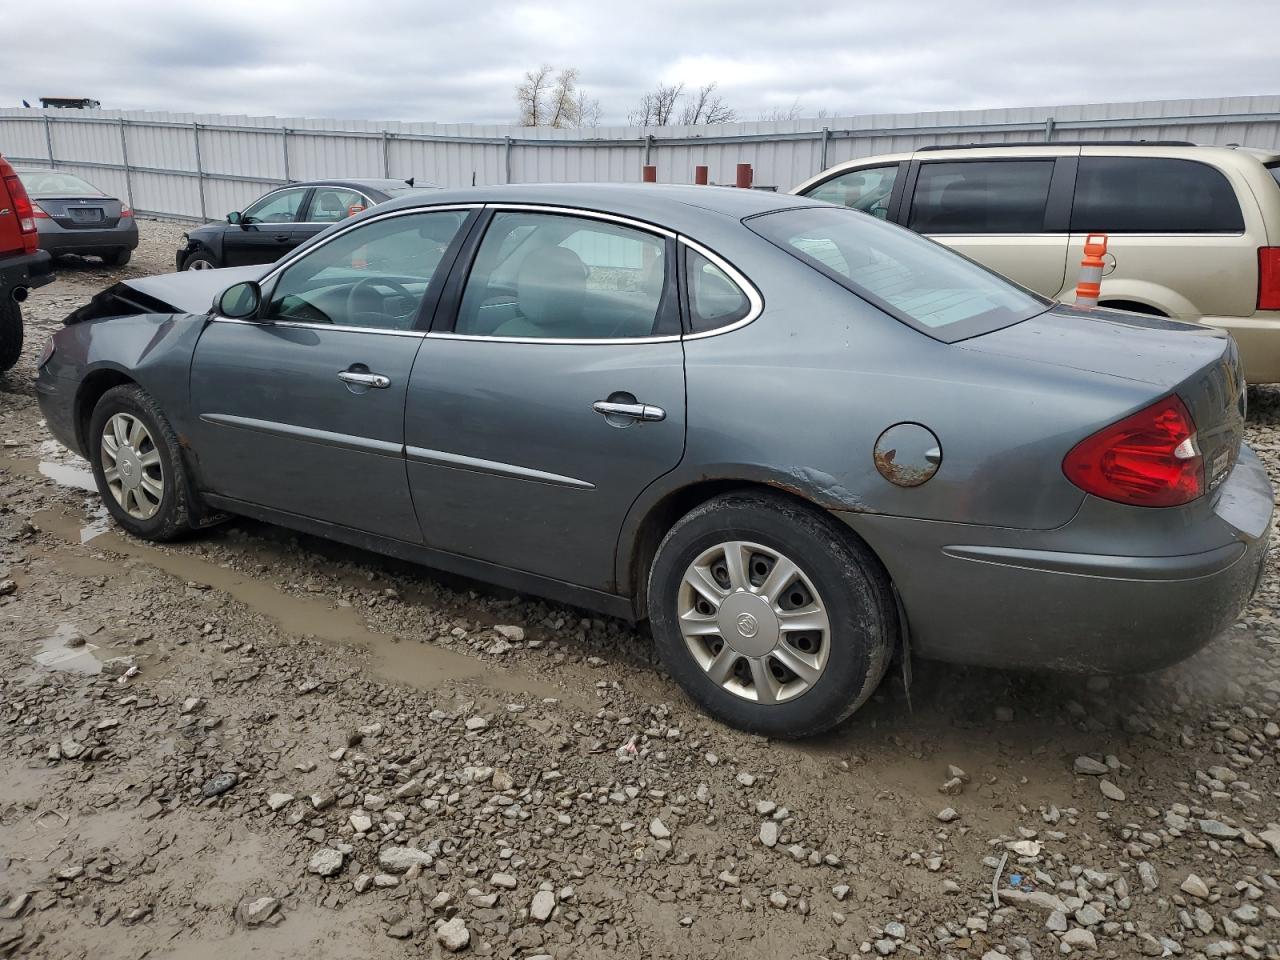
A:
373,182,823,229
281,178,441,194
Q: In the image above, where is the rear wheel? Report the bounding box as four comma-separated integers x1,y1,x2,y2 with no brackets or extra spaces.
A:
647,492,896,738
0,299,22,372
88,385,196,541
106,248,132,267
182,251,218,271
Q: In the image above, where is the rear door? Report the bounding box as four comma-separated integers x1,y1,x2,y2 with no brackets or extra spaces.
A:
223,187,312,267
404,207,686,591
1065,152,1257,318
905,153,1074,297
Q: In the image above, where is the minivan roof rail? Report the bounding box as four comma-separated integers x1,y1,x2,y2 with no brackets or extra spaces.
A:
916,140,1197,151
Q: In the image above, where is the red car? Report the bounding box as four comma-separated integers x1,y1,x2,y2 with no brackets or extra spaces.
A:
0,153,54,371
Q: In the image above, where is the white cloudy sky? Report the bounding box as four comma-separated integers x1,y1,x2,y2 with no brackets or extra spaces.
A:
4,0,1278,125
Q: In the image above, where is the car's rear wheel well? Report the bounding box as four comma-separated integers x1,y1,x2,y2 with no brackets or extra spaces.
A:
1098,299,1167,317
627,479,896,621
75,370,137,455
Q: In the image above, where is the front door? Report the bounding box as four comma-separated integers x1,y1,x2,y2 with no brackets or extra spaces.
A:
189,206,476,539
405,209,687,590
908,158,1070,297
223,186,312,267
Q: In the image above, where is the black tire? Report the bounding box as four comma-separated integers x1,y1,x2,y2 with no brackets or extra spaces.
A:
182,250,219,271
106,248,132,267
88,384,196,541
0,299,21,372
648,491,897,738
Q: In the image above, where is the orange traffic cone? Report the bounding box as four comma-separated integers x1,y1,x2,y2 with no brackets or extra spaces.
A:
1074,233,1108,308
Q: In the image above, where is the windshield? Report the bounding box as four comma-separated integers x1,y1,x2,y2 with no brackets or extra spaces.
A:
746,205,1049,342
17,171,103,197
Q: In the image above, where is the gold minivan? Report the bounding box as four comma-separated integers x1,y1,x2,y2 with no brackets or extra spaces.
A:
792,143,1280,383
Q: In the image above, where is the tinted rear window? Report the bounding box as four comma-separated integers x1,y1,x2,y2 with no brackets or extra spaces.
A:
909,160,1054,233
1071,157,1243,232
17,170,102,197
747,205,1047,342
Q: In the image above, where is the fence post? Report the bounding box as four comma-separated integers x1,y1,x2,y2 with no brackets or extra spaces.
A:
1044,117,1056,142
644,134,655,168
118,118,135,209
820,126,830,171
43,114,55,167
192,122,208,222
281,126,291,181
504,137,513,184
382,131,392,178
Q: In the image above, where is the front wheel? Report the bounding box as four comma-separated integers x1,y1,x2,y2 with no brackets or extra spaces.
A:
182,251,219,271
0,299,21,372
88,385,196,541
647,492,897,738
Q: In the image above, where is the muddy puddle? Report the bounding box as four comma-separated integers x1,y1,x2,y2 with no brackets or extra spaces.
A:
32,623,105,675
32,504,570,705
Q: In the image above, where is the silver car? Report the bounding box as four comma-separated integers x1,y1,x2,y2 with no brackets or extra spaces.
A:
34,184,1273,737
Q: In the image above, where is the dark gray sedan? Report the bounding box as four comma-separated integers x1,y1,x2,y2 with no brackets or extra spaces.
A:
17,168,138,266
34,184,1273,737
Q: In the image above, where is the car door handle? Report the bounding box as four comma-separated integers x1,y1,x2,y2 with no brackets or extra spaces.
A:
274,234,290,242
338,371,391,389
592,400,665,422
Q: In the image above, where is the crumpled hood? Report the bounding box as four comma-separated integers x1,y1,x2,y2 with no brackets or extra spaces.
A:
122,265,270,314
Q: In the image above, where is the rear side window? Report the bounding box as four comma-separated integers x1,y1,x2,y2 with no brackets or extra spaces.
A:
909,160,1054,234
1071,157,1244,232
748,205,1047,342
802,165,899,220
686,249,750,333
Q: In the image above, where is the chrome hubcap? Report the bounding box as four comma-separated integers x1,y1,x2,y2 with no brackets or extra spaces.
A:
188,259,212,270
101,413,164,520
678,541,830,704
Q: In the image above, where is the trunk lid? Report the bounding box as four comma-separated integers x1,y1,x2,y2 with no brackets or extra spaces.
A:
35,195,122,229
960,304,1246,496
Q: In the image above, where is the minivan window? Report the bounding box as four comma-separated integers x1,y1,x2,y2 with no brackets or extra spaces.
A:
748,205,1047,342
1071,157,1244,233
803,165,899,219
909,160,1054,234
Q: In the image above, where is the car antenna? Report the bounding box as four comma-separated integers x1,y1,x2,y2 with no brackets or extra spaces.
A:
404,176,415,187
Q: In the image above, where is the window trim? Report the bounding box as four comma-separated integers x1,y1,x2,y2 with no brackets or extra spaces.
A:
906,157,1061,236
427,204,688,346
1068,156,1246,235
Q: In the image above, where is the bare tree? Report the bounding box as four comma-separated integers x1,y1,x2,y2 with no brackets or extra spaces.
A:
628,82,684,126
515,65,554,127
679,82,736,125
759,99,805,121
547,68,580,128
574,91,602,127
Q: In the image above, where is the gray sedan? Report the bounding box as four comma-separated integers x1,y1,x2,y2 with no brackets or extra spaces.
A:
34,184,1273,737
16,168,139,266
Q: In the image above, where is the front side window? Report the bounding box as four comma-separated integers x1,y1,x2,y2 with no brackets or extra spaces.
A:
687,249,750,333
244,188,308,225
310,188,369,223
909,160,1054,234
264,209,469,330
1071,157,1244,232
803,165,899,219
455,212,668,339
748,205,1047,341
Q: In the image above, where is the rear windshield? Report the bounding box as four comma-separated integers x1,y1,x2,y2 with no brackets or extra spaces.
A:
1268,163,1280,190
17,171,102,197
747,205,1048,341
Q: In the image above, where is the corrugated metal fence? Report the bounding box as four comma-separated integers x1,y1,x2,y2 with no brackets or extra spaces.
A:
1,95,1277,223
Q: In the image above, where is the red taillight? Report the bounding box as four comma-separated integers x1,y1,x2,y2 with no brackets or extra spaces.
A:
31,203,50,219
1260,247,1280,311
0,155,38,254
119,204,133,218
1063,395,1203,507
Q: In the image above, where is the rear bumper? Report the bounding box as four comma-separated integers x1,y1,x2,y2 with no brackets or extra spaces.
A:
1199,312,1280,384
37,219,139,254
0,248,54,294
841,445,1274,674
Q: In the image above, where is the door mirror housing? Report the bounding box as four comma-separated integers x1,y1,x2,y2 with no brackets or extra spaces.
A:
215,280,262,319
226,211,242,225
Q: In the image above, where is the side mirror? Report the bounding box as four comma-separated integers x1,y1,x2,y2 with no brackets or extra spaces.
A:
226,211,242,225
215,280,262,319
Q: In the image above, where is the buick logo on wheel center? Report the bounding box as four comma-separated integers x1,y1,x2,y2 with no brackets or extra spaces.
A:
735,612,759,638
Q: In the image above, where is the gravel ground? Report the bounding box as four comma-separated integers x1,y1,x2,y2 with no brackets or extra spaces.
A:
2,221,1280,960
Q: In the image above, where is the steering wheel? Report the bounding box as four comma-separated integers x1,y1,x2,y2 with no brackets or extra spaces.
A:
344,277,418,327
